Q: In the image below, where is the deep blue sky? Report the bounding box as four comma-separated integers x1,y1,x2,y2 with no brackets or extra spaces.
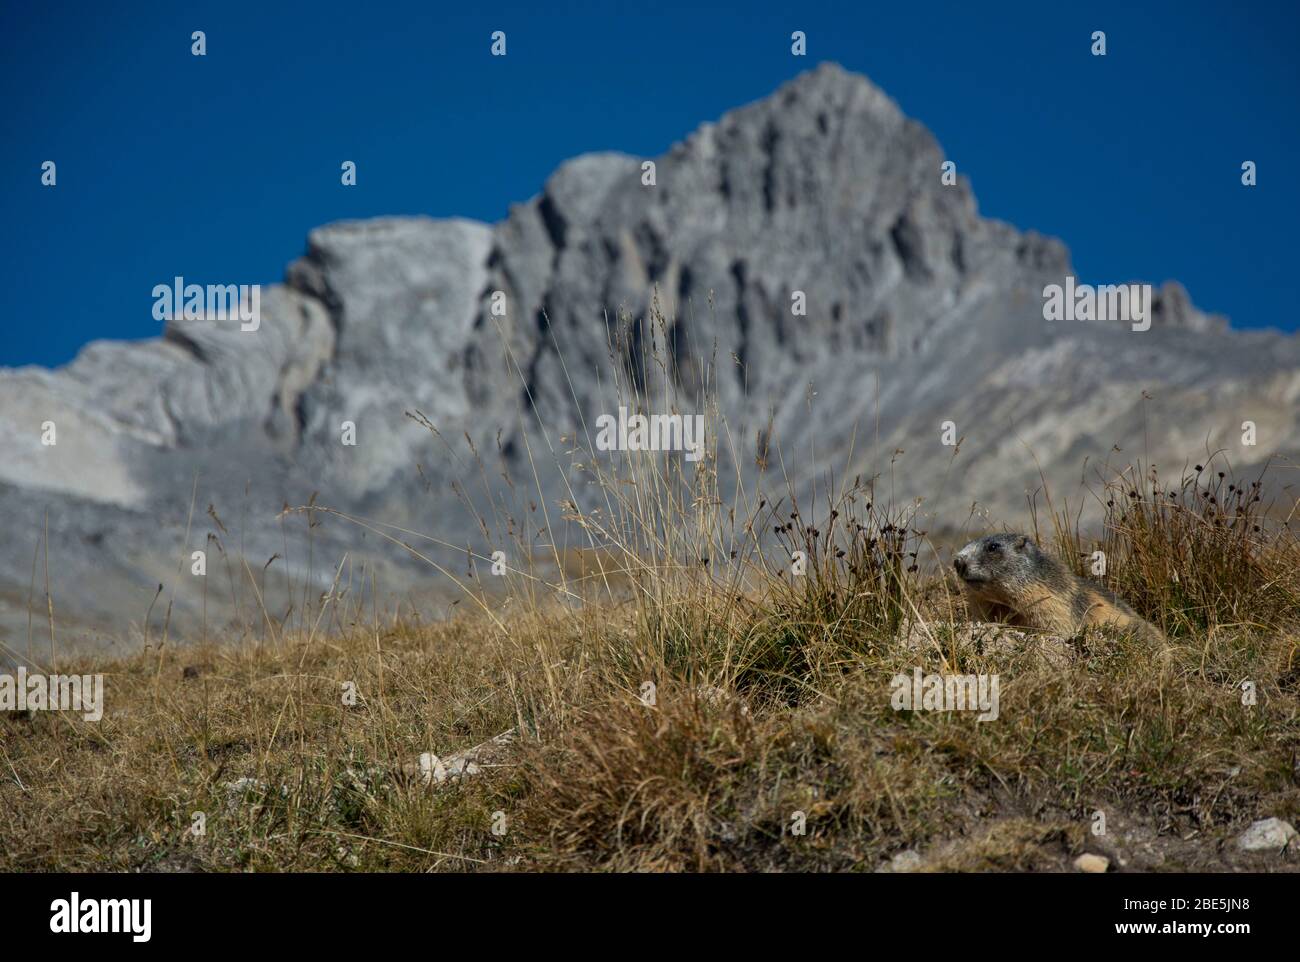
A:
2,0,1295,368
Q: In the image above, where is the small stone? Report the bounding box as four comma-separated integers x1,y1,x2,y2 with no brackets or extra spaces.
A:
403,728,515,787
409,750,481,786
1236,818,1297,852
876,849,923,873
334,846,361,869
693,686,750,714
221,777,271,813
1074,853,1110,873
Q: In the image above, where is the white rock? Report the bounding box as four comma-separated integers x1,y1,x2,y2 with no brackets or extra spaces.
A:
406,728,515,787
221,777,276,813
876,850,923,873
693,686,750,714
412,751,480,786
1236,818,1297,852
1074,853,1110,873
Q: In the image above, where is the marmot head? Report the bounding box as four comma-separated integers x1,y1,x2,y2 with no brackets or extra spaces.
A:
953,533,1043,590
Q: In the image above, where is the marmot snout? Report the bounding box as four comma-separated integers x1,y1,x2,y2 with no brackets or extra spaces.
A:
953,533,1163,641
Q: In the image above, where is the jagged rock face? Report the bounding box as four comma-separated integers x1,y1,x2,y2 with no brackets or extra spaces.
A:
0,63,1296,654
481,65,1024,423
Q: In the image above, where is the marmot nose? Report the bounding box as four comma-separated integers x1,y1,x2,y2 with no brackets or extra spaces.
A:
953,557,967,576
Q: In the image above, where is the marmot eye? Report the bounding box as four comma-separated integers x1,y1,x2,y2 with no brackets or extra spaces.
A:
985,543,1000,553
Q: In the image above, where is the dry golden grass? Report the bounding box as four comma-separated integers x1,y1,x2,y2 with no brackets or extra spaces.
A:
3,486,1298,872
1,614,1296,872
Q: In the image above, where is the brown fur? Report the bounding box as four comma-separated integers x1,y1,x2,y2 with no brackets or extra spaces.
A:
954,534,1164,641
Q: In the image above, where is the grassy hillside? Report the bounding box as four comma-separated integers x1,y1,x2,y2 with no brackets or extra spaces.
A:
3,316,1298,872
3,463,1298,872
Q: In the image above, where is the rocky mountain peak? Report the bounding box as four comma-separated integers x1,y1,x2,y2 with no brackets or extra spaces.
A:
0,64,1293,655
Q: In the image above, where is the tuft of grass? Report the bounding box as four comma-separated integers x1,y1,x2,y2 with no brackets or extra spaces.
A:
1097,462,1300,639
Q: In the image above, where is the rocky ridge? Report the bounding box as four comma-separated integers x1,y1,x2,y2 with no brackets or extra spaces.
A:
1,63,1296,654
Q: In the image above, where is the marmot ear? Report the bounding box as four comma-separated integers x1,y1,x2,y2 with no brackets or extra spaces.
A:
1015,535,1034,550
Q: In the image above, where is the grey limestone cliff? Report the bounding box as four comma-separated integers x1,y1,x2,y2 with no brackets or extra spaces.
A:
1,63,1296,656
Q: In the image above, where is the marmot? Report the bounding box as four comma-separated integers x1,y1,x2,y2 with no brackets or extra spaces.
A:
953,533,1163,641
